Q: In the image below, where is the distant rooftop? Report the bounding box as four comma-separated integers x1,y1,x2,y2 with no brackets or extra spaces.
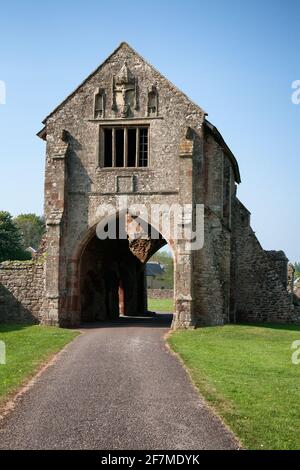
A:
146,262,165,277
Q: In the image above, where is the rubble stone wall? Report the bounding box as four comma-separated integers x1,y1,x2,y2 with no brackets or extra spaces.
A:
231,199,296,323
147,289,174,299
0,260,44,323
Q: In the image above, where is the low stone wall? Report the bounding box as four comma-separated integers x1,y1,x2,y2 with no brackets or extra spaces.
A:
147,289,173,299
0,259,45,323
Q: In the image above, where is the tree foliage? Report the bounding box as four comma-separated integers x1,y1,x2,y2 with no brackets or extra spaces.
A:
150,248,174,289
294,262,300,279
13,213,45,250
0,211,31,262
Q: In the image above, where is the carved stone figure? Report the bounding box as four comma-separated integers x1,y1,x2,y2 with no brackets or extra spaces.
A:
112,62,136,117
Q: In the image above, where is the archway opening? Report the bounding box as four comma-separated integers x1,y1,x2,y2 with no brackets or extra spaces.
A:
146,246,174,316
78,214,172,323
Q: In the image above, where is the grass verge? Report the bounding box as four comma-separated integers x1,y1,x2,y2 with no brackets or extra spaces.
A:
148,298,173,312
0,324,79,405
168,324,300,450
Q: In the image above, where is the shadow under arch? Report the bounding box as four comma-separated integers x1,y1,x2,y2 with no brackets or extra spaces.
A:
66,210,177,326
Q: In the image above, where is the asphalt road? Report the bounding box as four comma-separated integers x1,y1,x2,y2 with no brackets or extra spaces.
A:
0,314,239,450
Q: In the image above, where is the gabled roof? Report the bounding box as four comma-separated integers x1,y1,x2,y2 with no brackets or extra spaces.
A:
146,262,165,277
42,41,206,124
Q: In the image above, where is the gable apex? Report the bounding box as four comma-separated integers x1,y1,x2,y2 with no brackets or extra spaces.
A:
41,41,206,124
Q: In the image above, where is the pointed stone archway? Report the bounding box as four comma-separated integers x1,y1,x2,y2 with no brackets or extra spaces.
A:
59,210,194,328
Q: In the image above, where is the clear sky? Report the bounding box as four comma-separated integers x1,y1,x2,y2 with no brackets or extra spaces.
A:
0,0,299,261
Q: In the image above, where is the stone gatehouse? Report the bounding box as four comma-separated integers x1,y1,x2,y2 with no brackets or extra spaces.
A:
0,43,298,327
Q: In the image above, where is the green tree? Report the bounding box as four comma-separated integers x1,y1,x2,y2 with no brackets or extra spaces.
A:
13,213,45,250
150,249,174,288
0,211,31,262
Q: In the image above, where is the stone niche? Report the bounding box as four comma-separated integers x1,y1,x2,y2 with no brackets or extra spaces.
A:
147,84,158,116
94,88,105,119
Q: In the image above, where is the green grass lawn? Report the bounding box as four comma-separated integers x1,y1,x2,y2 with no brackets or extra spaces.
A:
0,324,79,405
168,324,300,450
148,298,174,312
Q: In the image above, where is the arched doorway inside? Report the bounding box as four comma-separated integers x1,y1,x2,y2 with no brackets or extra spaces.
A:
78,213,170,322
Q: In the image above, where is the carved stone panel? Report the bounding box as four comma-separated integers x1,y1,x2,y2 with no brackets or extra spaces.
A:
116,175,135,193
112,62,137,118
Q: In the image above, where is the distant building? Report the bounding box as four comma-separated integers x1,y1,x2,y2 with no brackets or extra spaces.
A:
146,262,165,289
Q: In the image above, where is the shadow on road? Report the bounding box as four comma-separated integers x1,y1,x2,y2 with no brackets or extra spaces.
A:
79,312,173,330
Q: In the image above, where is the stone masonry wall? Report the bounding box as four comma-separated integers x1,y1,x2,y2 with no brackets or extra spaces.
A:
231,198,296,323
0,260,44,323
193,211,229,326
147,289,174,299
265,250,288,288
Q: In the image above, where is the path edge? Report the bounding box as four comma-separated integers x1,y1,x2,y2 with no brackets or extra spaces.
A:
164,330,243,450
0,331,82,423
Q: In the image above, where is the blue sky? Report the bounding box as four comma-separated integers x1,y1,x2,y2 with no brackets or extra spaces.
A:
0,0,299,261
